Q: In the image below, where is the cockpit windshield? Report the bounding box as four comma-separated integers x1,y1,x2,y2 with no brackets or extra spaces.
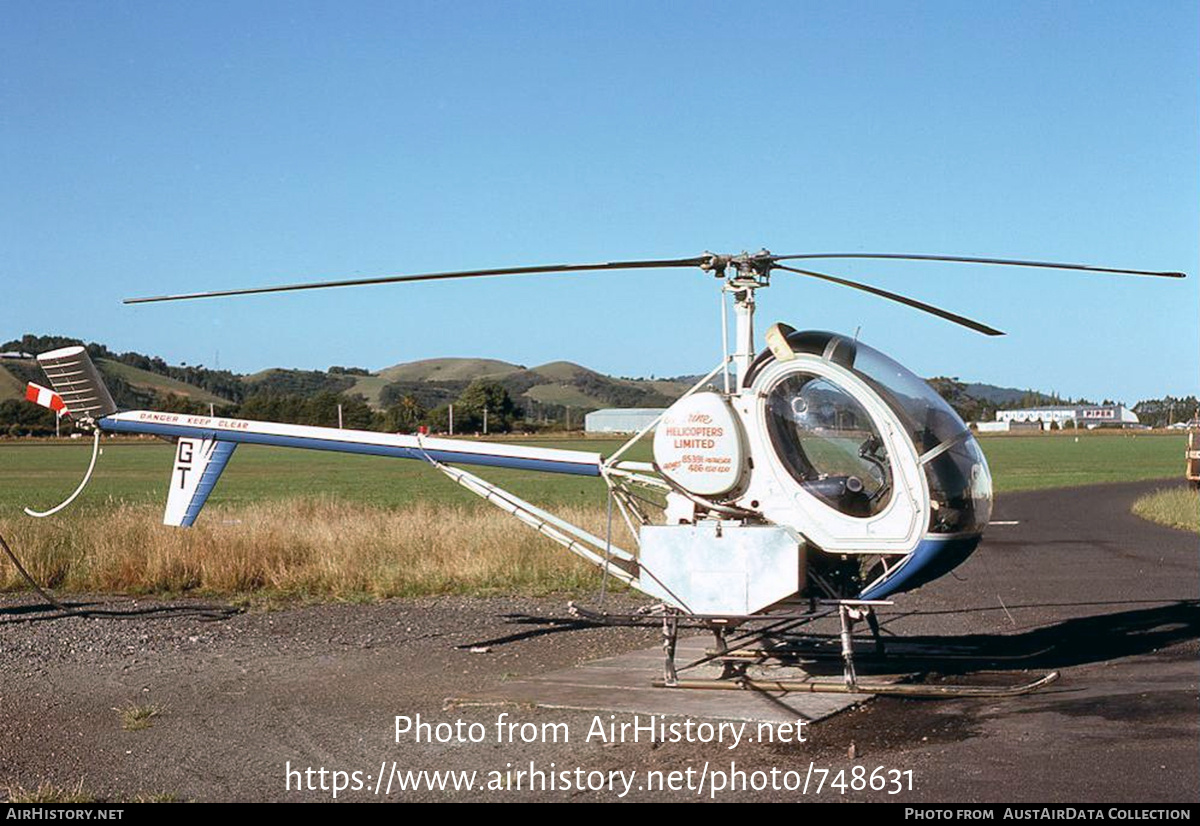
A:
848,341,992,534
760,331,993,534
851,345,967,454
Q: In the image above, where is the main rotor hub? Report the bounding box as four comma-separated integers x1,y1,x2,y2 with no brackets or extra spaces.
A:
701,250,775,286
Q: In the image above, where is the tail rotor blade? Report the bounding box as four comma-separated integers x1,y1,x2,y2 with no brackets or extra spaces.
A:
772,253,1186,279
123,256,710,304
773,263,1005,336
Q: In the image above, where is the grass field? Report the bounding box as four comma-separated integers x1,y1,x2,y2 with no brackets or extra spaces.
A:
977,432,1185,492
1132,486,1200,533
0,431,1184,513
0,432,1186,598
0,437,644,516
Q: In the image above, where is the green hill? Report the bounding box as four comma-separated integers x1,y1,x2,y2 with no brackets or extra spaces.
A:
97,360,230,406
530,360,592,382
367,356,686,414
523,383,604,407
377,357,523,384
6,332,1087,426
0,365,26,403
531,361,691,400
243,368,355,396
345,374,394,407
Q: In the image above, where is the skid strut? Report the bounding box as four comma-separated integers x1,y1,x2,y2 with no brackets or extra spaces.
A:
662,614,679,687
651,600,878,688
638,598,1060,699
838,603,858,690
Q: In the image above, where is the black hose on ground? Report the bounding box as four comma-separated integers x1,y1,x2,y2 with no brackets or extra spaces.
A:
0,527,241,623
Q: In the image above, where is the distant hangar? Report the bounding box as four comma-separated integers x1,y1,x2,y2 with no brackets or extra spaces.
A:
984,404,1140,430
584,408,665,433
586,404,1142,435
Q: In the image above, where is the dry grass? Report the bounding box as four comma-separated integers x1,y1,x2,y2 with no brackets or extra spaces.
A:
3,778,96,804
1132,487,1200,533
1,779,182,804
116,703,163,731
0,499,637,599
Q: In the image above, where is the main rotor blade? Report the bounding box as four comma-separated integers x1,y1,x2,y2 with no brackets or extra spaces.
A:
772,263,1005,336
123,256,710,304
772,253,1185,279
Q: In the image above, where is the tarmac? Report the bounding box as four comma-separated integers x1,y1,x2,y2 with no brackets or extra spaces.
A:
0,478,1196,802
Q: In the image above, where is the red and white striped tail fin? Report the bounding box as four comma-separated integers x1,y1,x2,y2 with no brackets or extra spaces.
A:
25,382,67,414
35,346,118,420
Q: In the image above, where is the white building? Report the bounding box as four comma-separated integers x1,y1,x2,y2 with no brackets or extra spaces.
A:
996,404,1139,429
584,408,665,434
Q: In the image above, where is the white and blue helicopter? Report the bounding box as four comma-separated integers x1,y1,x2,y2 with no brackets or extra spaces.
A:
21,251,1185,695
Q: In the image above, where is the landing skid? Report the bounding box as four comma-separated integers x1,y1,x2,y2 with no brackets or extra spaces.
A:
652,671,1061,699
567,599,1060,700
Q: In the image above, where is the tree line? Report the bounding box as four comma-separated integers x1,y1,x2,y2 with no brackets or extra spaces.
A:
4,334,1192,436
1,378,528,437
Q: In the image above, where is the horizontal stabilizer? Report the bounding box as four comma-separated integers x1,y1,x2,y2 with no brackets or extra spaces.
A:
36,346,118,420
164,437,237,527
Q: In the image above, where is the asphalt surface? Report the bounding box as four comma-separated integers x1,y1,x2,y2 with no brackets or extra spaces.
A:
0,479,1195,803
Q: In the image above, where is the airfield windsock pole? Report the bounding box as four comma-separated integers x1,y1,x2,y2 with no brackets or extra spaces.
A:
337,403,343,429
449,404,454,436
483,406,488,435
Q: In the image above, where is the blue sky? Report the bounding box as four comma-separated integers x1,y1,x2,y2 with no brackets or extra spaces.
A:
3,1,1197,403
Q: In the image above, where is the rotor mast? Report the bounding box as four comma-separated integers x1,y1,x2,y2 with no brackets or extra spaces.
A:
703,251,773,390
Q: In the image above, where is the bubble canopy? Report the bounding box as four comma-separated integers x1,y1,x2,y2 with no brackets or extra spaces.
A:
757,331,993,535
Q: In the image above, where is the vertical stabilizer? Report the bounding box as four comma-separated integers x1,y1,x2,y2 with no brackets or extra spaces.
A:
164,437,237,527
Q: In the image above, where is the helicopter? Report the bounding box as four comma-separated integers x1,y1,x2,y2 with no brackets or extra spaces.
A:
19,250,1185,695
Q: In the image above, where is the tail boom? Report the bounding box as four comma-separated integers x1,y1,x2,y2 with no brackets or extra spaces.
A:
99,410,603,477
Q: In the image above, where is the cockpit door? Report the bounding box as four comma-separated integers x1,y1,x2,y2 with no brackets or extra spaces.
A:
741,357,929,554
